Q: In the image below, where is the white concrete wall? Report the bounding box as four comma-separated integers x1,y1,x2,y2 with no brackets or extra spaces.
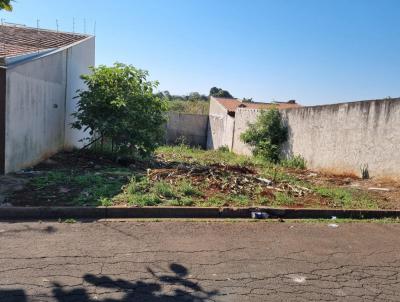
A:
5,51,67,172
232,99,400,179
5,37,95,173
207,97,235,150
64,37,95,149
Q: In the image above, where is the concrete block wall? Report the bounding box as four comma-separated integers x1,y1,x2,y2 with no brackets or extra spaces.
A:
231,99,400,179
165,112,209,148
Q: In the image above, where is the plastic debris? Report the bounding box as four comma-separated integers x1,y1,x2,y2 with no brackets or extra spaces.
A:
251,212,269,219
15,170,42,175
368,187,390,192
328,223,339,228
256,177,273,185
58,187,71,193
288,274,307,283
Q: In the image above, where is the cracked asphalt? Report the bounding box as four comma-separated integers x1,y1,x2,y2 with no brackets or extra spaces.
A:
0,221,400,301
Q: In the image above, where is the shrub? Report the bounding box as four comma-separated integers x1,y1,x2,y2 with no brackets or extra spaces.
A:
72,63,168,157
240,108,288,163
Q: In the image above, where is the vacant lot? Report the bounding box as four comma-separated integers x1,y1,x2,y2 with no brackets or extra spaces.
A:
7,146,400,209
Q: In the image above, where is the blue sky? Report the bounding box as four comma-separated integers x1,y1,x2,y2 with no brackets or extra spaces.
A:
3,0,400,105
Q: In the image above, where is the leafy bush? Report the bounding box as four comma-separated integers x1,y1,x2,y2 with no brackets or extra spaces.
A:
0,0,12,11
240,108,288,163
281,155,307,169
72,63,168,157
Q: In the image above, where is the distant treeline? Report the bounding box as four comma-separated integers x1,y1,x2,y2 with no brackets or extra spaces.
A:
157,87,235,115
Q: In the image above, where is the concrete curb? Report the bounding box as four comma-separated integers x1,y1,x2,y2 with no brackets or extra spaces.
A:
0,206,399,220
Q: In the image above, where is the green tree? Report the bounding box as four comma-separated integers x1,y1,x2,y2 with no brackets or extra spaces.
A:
240,108,288,163
0,0,12,11
209,87,233,98
72,63,168,156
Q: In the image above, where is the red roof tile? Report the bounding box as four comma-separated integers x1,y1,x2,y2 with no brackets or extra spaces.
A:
0,24,89,58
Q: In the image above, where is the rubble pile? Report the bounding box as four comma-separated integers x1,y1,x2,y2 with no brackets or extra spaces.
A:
147,163,311,198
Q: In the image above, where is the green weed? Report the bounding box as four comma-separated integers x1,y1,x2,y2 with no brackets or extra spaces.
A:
100,197,113,207
200,196,226,207
152,181,177,198
167,197,194,206
281,155,307,169
31,171,70,189
177,181,202,197
314,187,378,209
273,192,295,206
229,195,251,206
126,177,150,195
128,193,162,206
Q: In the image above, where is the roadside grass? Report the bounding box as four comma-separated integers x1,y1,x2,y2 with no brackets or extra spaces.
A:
120,178,204,207
31,171,70,189
272,192,295,207
30,168,130,206
314,186,378,209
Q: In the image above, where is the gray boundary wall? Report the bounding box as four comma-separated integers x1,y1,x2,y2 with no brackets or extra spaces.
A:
232,99,400,179
166,112,209,148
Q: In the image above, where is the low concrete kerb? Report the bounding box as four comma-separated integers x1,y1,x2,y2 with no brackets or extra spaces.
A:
0,206,400,220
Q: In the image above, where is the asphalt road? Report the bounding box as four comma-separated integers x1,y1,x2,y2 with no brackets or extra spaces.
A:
0,220,400,302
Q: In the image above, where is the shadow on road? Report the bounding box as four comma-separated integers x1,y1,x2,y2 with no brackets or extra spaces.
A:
0,225,57,236
0,263,218,302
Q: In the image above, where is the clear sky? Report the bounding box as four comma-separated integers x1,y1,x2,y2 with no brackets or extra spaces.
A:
2,0,400,105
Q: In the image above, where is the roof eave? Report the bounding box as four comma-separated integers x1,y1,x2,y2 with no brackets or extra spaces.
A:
1,48,56,67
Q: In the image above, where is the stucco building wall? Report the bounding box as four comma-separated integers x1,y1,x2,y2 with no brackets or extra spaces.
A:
232,99,400,179
4,37,95,173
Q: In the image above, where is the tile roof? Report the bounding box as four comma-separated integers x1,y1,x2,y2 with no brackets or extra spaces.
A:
0,24,89,58
214,97,301,113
